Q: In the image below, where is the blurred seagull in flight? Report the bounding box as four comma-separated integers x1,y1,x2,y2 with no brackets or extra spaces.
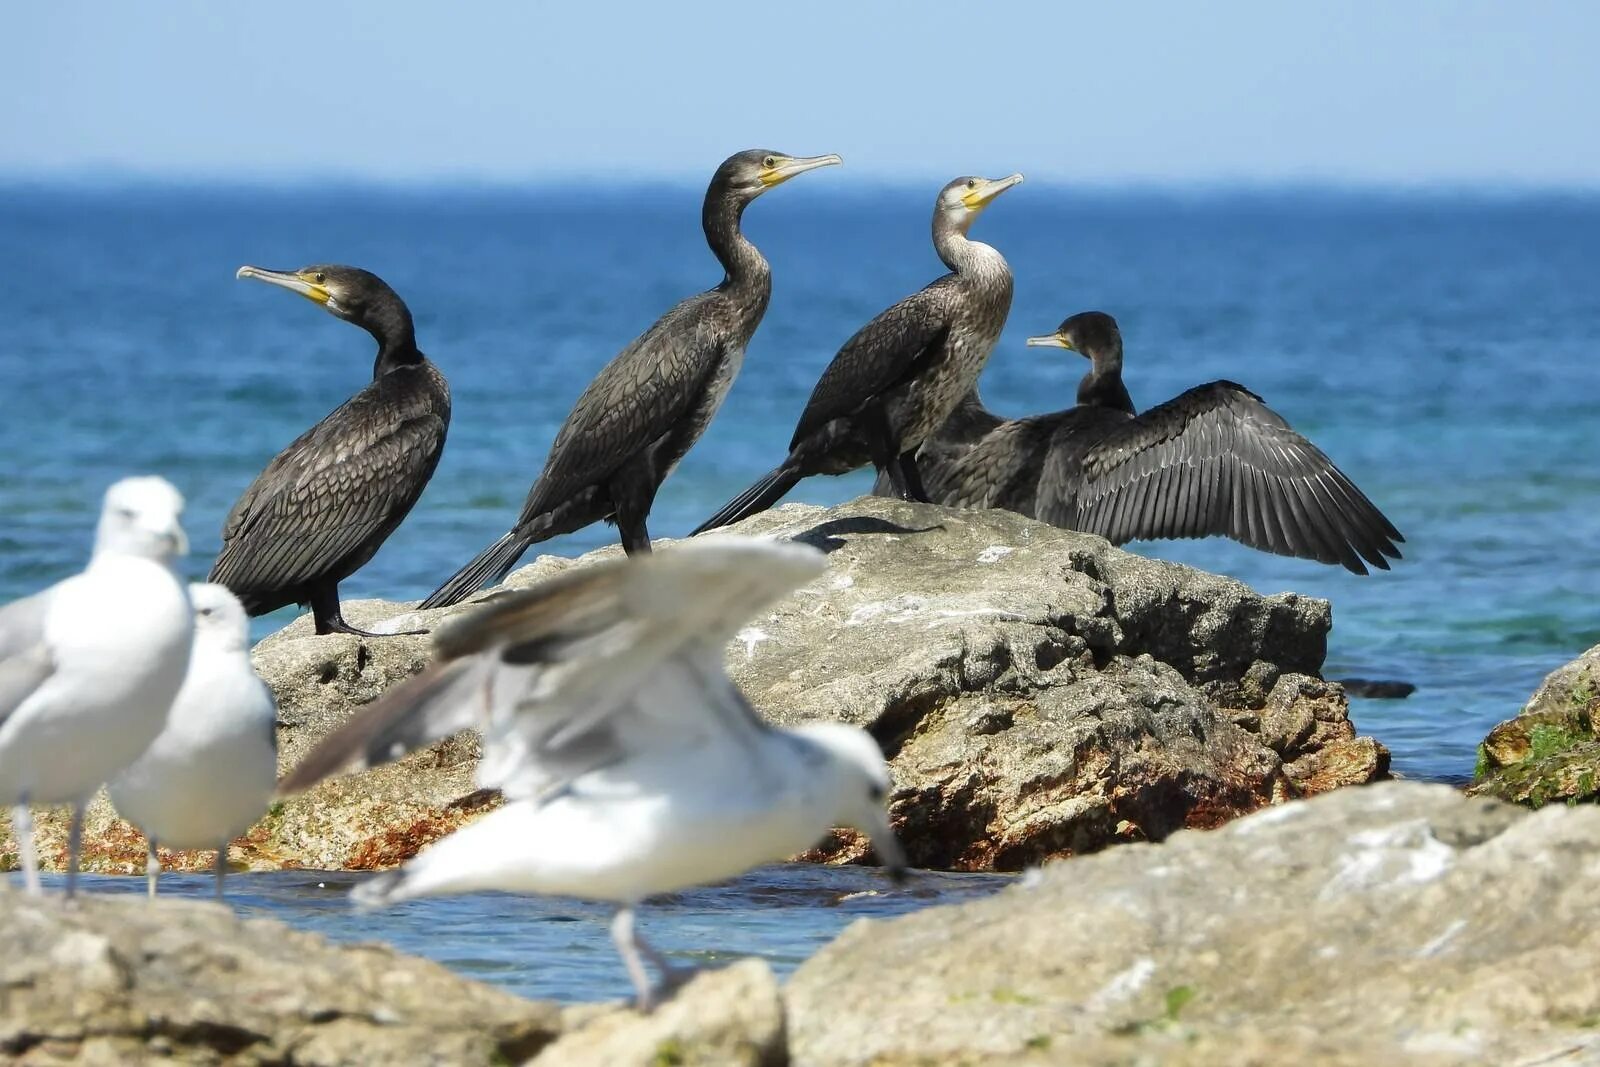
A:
0,476,193,896
110,583,278,899
280,536,906,1011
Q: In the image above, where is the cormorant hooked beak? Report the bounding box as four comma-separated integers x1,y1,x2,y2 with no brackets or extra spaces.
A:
1026,332,1085,357
237,265,338,312
961,173,1024,211
758,153,844,188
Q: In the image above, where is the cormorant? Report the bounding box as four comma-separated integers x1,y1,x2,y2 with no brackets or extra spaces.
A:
877,311,1403,573
418,149,841,609
211,265,450,636
693,172,1023,534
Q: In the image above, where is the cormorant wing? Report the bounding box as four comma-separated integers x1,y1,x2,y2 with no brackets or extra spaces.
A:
278,537,825,797
0,589,56,728
924,414,1061,511
790,281,955,450
210,383,447,597
521,297,727,518
1060,381,1403,573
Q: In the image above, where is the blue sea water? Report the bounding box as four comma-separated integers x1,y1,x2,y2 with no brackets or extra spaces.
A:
4,183,1599,999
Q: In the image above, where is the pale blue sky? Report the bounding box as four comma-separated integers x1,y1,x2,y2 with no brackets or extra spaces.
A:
5,1,1597,187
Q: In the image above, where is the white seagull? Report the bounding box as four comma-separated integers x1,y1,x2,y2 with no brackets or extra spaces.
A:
110,583,278,899
279,536,906,1011
0,476,193,896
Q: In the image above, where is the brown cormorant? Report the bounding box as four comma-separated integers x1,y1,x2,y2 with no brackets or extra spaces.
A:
693,172,1022,533
878,311,1403,573
418,149,841,609
210,265,450,635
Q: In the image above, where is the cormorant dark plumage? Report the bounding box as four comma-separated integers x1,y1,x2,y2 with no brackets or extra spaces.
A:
210,265,450,636
693,172,1023,534
877,311,1403,574
418,149,841,610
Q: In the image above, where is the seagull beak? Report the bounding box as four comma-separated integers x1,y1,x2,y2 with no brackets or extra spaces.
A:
163,524,189,557
865,809,909,885
237,265,334,309
961,173,1024,211
759,153,844,188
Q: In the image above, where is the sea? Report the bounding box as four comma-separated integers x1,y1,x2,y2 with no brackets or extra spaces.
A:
4,183,1598,1001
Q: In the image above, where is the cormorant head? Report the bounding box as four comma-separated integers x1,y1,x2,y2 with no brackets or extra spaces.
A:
791,721,909,884
1027,311,1123,361
936,173,1024,233
188,582,251,654
236,264,414,346
710,149,843,201
95,476,188,562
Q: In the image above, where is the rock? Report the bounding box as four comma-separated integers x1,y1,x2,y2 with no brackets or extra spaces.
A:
0,893,560,1065
3,497,1386,874
784,780,1600,1066
1470,642,1600,807
533,960,785,1067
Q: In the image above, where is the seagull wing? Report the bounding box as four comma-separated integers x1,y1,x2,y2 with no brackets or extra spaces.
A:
0,589,57,727
278,537,825,795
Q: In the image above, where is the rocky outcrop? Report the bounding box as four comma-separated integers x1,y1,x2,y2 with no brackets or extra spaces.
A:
785,781,1600,1066
1471,641,1600,807
0,893,561,1065
3,497,1386,875
7,783,1596,1066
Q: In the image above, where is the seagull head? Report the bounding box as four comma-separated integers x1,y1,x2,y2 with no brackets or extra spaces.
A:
188,582,251,653
795,722,908,883
96,476,188,562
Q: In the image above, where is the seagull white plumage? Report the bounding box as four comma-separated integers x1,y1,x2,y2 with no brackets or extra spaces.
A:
280,535,906,1011
0,476,193,896
110,583,277,899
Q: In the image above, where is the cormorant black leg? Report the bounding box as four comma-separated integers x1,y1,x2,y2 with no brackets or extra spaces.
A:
310,585,426,638
609,461,658,557
895,448,931,503
861,404,918,500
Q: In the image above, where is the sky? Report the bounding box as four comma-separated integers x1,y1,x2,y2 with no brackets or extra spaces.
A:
5,1,1598,189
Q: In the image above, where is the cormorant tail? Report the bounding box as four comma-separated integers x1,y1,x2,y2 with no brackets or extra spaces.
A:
692,464,804,535
418,529,530,610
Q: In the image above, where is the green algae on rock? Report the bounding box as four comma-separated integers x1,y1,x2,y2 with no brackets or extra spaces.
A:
1471,642,1600,807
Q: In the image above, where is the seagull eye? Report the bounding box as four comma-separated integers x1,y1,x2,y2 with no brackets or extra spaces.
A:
868,782,888,803
115,506,136,519
763,156,777,169
199,607,215,617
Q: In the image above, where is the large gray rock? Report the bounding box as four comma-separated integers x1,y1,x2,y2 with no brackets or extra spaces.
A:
1472,641,1600,807
0,893,561,1065
3,497,1385,875
785,781,1600,1067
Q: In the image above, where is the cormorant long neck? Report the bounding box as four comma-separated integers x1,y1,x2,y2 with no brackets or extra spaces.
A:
1076,345,1136,414
703,187,770,304
933,214,1006,278
365,298,423,377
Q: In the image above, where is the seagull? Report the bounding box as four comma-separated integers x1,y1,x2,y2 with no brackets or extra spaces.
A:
109,583,278,899
279,536,907,1011
0,476,193,896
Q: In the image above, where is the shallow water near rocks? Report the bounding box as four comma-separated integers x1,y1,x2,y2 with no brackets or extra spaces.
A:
34,866,1008,1003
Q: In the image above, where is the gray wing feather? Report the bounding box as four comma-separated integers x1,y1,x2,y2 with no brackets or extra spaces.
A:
281,537,825,795
0,589,56,727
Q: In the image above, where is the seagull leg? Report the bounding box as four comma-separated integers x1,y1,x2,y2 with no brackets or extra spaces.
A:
311,586,425,638
214,843,227,901
64,801,85,900
146,838,160,898
13,801,41,895
611,906,661,1013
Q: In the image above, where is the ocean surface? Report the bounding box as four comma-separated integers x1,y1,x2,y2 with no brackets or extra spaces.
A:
4,183,1598,998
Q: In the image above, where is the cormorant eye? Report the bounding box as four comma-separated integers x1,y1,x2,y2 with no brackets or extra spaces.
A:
313,272,326,284
763,156,777,169
966,178,978,190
